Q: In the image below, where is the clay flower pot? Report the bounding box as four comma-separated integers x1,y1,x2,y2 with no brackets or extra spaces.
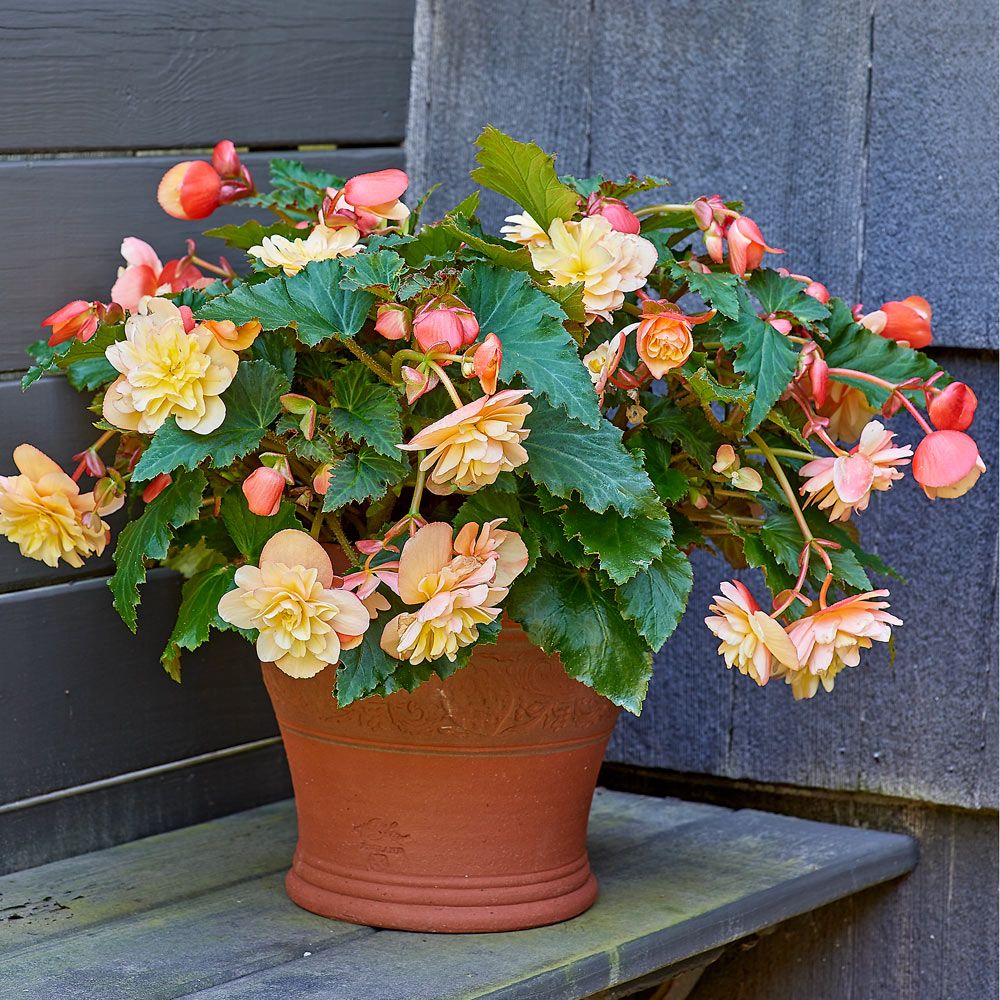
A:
262,622,621,933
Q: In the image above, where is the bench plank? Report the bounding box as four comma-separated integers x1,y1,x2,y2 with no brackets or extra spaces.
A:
0,789,916,1000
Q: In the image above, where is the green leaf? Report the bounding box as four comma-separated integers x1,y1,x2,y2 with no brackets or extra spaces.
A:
823,298,939,406
341,249,407,296
759,510,804,574
336,592,404,706
160,565,241,681
523,397,657,515
720,289,800,433
441,221,536,271
459,264,601,428
734,525,797,598
46,324,124,391
133,361,289,481
471,126,580,230
748,269,831,324
617,544,694,650
824,547,872,592
525,489,592,569
628,432,690,504
320,449,409,511
506,557,653,714
22,338,73,389
669,262,740,320
203,220,304,251
684,364,753,408
248,159,343,219
109,469,207,632
198,259,375,348
642,394,722,473
327,364,403,458
220,489,300,561
559,501,673,585
248,329,296,381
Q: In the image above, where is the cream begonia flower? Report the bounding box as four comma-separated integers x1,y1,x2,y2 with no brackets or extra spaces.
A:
582,330,626,401
398,389,532,495
500,212,549,248
0,445,121,568
779,590,902,700
818,382,877,443
530,216,657,323
705,580,799,686
799,420,912,522
217,529,370,678
380,521,527,665
103,297,239,436
248,223,361,276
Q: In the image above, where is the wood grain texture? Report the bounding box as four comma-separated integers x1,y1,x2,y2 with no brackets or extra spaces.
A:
0,148,405,371
406,0,592,231
0,789,916,1000
0,1,413,152
608,350,999,811
861,0,999,350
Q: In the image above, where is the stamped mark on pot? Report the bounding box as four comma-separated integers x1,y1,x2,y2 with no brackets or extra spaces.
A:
353,818,410,870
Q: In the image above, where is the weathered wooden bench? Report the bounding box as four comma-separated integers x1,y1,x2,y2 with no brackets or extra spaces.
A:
0,788,916,999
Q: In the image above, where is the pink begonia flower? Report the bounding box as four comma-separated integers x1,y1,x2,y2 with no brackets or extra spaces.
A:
584,193,641,234
799,420,912,522
860,296,932,349
374,303,412,341
242,466,285,516
157,160,223,220
398,389,532,495
705,580,799,686
582,330,626,401
692,195,730,263
912,430,986,499
211,140,255,205
726,216,783,275
110,237,208,313
322,169,410,235
928,382,978,432
636,302,715,378
412,296,480,354
217,529,370,678
780,591,902,700
378,521,527,665
470,333,503,395
42,300,112,347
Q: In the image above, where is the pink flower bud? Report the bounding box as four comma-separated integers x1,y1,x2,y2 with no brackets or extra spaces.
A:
912,430,986,499
42,300,103,347
313,464,332,497
343,169,409,209
876,296,933,349
177,305,196,333
928,382,978,431
374,303,412,341
726,216,783,275
401,365,439,404
212,140,242,178
413,297,479,354
142,472,172,503
778,268,830,304
242,466,285,516
809,357,830,408
585,193,640,234
692,195,728,230
157,160,222,220
471,333,503,394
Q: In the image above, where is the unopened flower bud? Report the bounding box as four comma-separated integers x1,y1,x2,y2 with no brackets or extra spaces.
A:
259,452,294,485
142,472,172,503
413,296,479,353
928,382,978,432
279,393,318,440
242,466,285,516
375,303,412,341
727,216,783,275
157,160,222,220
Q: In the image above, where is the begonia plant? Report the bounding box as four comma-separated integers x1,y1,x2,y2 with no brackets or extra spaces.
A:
2,128,986,712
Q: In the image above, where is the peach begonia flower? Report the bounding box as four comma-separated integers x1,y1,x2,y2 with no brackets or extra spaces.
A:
379,521,527,665
799,420,912,522
818,381,878,443
582,330,626,401
726,216,783,275
712,445,763,492
200,318,262,352
500,212,549,248
636,301,715,378
779,590,902,700
860,296,932,350
42,300,113,347
398,388,532,495
323,169,410,235
217,529,370,678
705,580,799,686
529,216,657,323
912,429,986,500
103,298,239,436
466,333,503,395
0,445,122,568
111,237,208,313
248,224,361,277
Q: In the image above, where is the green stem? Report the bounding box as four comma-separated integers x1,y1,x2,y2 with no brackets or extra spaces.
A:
326,513,355,565
746,447,816,462
426,360,463,408
749,431,813,544
408,451,428,517
344,338,397,385
634,202,694,219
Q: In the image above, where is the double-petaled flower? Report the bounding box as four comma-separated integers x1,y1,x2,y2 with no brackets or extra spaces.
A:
217,529,370,678
582,331,626,401
635,301,715,378
248,224,361,276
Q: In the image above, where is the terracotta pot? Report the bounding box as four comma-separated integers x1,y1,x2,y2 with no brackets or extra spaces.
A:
262,622,621,933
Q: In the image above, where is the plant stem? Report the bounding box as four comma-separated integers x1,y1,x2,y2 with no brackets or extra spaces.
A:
426,360,464,408
190,255,231,278
344,338,397,385
634,202,694,219
746,446,816,462
310,511,324,539
408,451,427,516
326,512,355,565
826,367,934,434
749,431,813,544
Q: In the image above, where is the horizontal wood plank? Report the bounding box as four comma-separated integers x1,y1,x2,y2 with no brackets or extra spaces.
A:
0,789,916,999
0,1,413,152
0,147,405,371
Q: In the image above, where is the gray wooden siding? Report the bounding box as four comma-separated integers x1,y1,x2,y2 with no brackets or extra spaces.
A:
408,1,998,997
0,2,413,867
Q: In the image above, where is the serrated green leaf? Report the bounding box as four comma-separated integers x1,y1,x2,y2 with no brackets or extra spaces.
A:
249,329,296,380
628,432,690,504
133,360,289,481
642,394,722,472
247,159,343,220
823,547,872,592
524,490,592,568
523,397,657,515
327,364,403,458
320,449,409,511
617,544,694,650
720,288,800,433
22,338,73,389
459,264,601,428
506,557,652,714
203,220,304,251
472,126,579,230
684,364,753,407
560,501,673,585
748,269,831,323
109,469,207,632
48,324,123,391
198,259,374,348
441,221,536,271
669,262,740,320
341,249,407,295
823,297,939,406
759,510,804,574
336,591,404,706
220,489,300,561
160,564,242,681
